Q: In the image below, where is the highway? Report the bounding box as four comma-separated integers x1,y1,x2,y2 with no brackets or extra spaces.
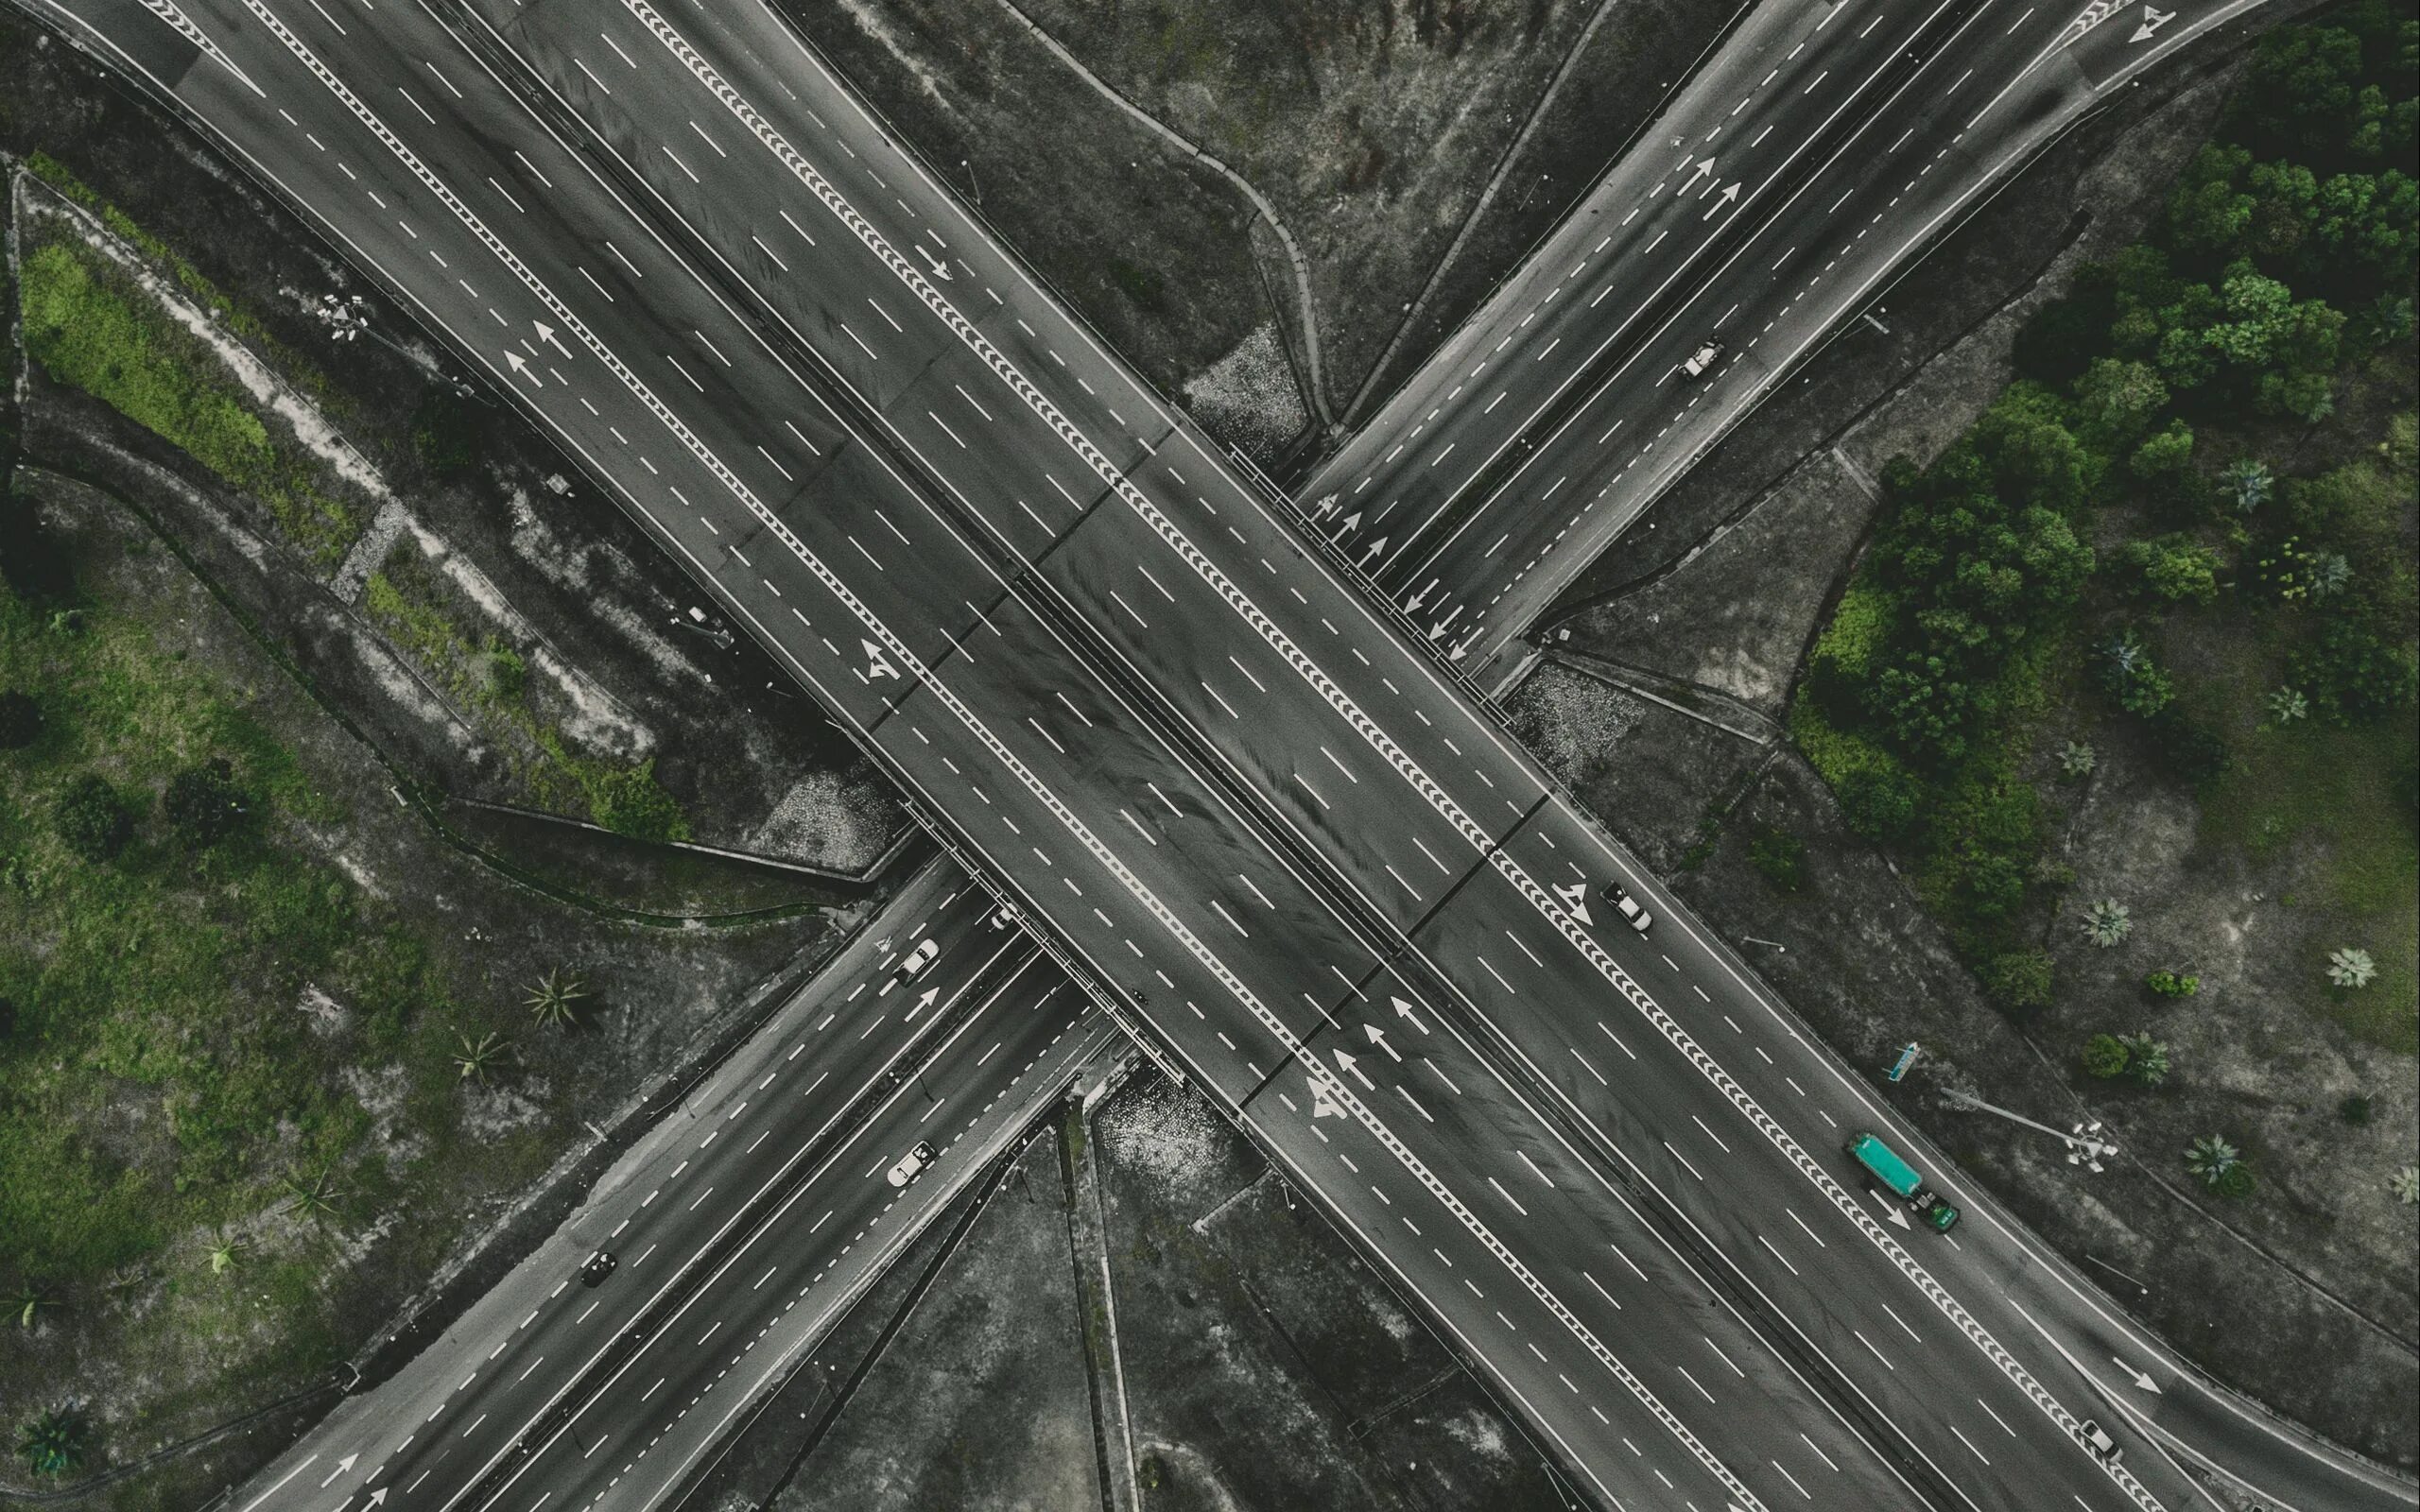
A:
1302,0,2276,676
23,2,2409,1510
219,858,1111,1512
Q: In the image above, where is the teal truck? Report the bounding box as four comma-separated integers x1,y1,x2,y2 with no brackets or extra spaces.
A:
1846,1132,1960,1232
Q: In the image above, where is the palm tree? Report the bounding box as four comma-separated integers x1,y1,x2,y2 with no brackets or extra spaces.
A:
2218,457,2273,514
2083,899,2133,948
280,1166,345,1226
2392,1166,2420,1207
205,1229,249,1276
2118,1033,2171,1088
2327,948,2377,988
15,1404,88,1478
453,1030,512,1083
2307,551,2353,600
5,1283,60,1331
525,968,589,1029
2185,1134,2240,1187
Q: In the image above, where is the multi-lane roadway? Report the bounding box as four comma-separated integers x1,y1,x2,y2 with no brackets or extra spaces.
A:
21,0,2409,1509
1304,0,2277,678
223,861,1109,1512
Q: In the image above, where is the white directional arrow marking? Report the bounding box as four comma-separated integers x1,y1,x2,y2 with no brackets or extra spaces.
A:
1362,1022,1403,1063
1551,881,1595,927
861,639,900,680
1334,1048,1375,1090
908,987,939,1020
1701,182,1741,221
1392,996,1429,1035
1688,156,1718,186
366,1491,390,1508
1358,536,1389,566
533,320,570,357
1884,1203,1911,1230
320,1453,358,1488
916,244,953,281
1404,576,1438,612
1332,510,1362,537
1308,1075,1345,1119
501,350,543,389
2130,4,2175,41
2112,1356,2163,1393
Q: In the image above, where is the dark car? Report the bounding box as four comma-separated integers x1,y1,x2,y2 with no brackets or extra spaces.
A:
579,1249,617,1287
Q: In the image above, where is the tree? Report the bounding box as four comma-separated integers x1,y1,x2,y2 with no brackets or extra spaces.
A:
2185,1133,2241,1187
1981,951,2056,1017
2118,1032,2172,1087
2082,1033,2131,1079
526,969,590,1028
2327,947,2378,988
163,757,251,848
2393,1166,2420,1207
2071,358,2171,446
2267,686,2309,724
2128,422,2196,492
15,1404,88,1479
474,639,527,703
0,690,40,750
2097,630,2176,717
2083,899,2133,948
53,774,133,861
2146,969,2201,998
453,1030,512,1084
2060,739,2097,779
2113,537,2221,605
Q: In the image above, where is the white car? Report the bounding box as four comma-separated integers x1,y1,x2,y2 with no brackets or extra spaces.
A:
897,937,941,977
2079,1419,2123,1464
1599,881,1652,933
1680,338,1724,379
885,1141,937,1189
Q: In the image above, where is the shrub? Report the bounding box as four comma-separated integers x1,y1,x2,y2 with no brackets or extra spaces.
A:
474,640,527,703
1981,950,2056,1018
163,757,251,849
0,691,41,750
1748,829,1806,893
2213,1162,2257,1198
2145,969,2200,998
1837,765,1921,843
409,385,480,478
2082,1033,2132,1079
2339,1094,2373,1125
54,774,134,862
579,758,689,843
2059,739,2097,779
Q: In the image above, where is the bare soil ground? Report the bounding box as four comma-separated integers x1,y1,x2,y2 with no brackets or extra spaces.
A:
0,20,901,875
783,0,1742,450
706,1074,1572,1510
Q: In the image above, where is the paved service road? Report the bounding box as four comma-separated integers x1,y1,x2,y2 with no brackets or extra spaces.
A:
215,859,1108,1512
27,2,2408,1510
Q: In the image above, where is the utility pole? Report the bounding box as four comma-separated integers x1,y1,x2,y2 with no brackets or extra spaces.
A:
960,157,980,209
1944,1089,2118,1171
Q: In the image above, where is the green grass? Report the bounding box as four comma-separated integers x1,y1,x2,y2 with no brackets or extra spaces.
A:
2198,650,2420,1053
16,227,365,567
362,540,689,842
0,571,486,1292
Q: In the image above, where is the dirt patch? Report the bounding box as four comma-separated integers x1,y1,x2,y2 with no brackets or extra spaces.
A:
1089,1073,1569,1512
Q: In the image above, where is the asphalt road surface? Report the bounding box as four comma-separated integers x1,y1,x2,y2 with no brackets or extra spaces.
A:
1302,0,2281,677
26,2,2409,1510
216,860,1109,1512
